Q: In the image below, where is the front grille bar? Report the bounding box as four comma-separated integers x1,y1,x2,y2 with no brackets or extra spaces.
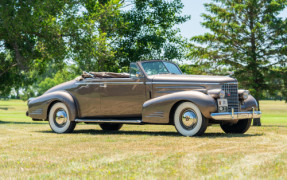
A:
222,83,239,112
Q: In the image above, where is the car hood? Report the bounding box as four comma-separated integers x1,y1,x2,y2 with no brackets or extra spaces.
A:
149,74,237,83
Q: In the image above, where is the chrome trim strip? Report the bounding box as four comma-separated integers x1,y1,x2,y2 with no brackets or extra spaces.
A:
156,89,206,94
150,111,164,114
146,82,222,85
75,82,144,85
155,86,205,89
103,82,143,84
145,115,163,118
75,82,102,85
75,119,142,124
211,111,262,120
30,109,43,115
145,111,164,118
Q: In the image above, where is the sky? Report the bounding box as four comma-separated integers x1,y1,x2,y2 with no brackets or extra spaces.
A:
177,0,287,39
177,0,211,39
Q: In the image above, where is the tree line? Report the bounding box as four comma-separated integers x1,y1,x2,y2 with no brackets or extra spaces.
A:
1,0,287,121
0,0,189,97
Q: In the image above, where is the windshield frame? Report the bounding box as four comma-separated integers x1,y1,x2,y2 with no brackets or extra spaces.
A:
138,60,182,76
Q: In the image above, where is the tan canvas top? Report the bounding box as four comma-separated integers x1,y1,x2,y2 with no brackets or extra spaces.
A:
80,72,130,79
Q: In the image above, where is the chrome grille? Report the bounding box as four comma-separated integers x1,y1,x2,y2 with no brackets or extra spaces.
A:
222,83,239,112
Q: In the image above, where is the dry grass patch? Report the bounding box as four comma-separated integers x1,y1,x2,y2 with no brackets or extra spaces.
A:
0,100,286,179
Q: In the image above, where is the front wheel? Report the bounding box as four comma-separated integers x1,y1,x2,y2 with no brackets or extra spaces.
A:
174,102,208,137
49,102,76,133
220,119,252,134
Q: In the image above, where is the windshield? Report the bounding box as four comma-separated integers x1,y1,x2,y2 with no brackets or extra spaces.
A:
141,61,182,75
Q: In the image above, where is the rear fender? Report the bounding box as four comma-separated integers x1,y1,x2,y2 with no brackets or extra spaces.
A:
28,91,77,121
142,91,217,124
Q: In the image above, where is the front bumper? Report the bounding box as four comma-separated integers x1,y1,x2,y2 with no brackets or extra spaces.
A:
211,111,262,120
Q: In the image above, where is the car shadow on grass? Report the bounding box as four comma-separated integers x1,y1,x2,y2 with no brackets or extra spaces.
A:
37,129,263,138
201,133,263,138
0,120,45,125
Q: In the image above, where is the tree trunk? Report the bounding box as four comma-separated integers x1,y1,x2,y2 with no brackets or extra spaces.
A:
249,7,261,127
16,89,20,99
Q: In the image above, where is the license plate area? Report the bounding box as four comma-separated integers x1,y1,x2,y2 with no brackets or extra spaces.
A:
218,99,228,112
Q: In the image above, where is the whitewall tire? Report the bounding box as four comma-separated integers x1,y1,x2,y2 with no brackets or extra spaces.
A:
49,102,76,133
174,102,208,136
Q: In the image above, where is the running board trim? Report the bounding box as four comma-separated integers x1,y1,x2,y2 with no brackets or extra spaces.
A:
75,119,142,124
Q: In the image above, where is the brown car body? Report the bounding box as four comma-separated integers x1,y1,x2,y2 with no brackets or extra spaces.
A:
27,60,261,134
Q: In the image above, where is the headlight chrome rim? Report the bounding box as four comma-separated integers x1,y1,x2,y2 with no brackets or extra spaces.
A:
243,90,249,100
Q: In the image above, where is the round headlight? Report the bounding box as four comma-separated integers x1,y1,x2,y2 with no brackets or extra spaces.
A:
243,91,249,100
219,90,225,99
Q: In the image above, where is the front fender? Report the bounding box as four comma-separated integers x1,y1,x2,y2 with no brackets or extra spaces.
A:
28,91,77,121
241,95,259,111
142,91,217,124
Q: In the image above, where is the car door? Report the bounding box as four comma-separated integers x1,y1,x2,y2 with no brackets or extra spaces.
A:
99,63,146,117
72,78,102,118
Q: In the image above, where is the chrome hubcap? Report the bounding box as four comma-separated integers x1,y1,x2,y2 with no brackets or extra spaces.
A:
181,109,197,129
54,109,67,127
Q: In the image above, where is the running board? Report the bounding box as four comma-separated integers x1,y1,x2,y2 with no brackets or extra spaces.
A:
74,119,142,124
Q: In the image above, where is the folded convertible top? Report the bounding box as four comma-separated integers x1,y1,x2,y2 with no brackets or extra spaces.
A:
81,72,130,79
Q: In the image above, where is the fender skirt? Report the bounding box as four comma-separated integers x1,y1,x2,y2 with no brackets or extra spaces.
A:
28,91,77,121
142,91,217,124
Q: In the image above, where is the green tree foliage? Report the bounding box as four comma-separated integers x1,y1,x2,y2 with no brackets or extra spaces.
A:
20,64,78,100
116,0,190,67
0,0,78,96
1,0,189,97
188,0,287,125
70,0,190,72
180,63,230,75
264,66,287,100
37,65,78,95
69,0,124,72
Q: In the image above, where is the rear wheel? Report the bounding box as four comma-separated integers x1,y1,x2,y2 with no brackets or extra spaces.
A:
49,102,76,133
174,102,208,136
99,123,123,131
220,119,252,134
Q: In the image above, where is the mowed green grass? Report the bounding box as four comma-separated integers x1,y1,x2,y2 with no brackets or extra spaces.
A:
0,100,286,179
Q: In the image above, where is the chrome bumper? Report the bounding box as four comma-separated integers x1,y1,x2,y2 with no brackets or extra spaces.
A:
211,111,262,120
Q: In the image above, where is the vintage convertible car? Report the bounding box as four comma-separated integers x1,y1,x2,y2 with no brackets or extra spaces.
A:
27,60,261,136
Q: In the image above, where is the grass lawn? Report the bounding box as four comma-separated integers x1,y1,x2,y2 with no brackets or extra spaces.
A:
0,100,286,179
